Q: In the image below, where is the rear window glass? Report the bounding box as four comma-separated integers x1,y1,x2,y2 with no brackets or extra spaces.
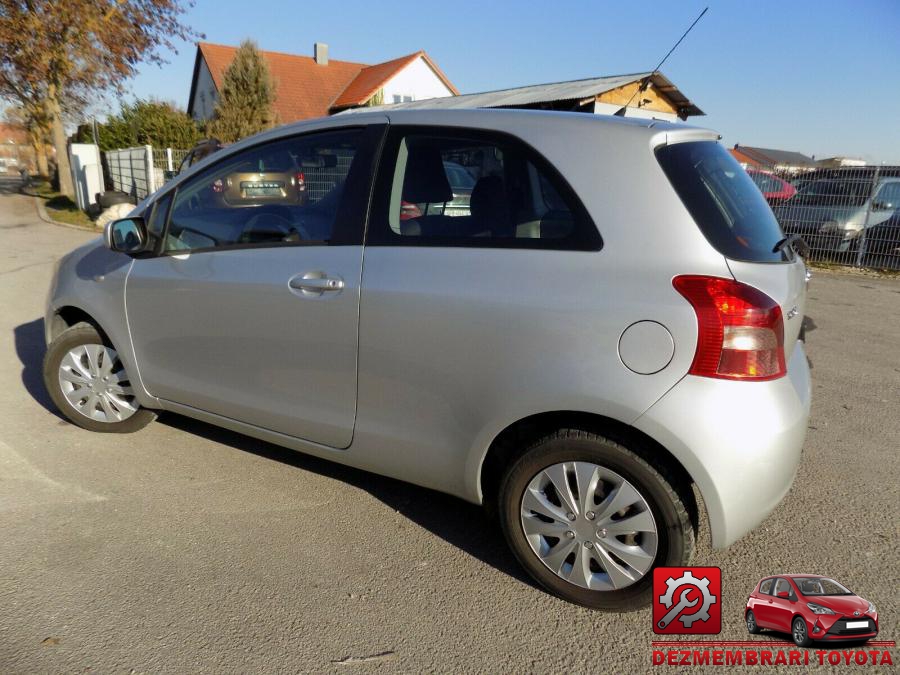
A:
656,141,787,263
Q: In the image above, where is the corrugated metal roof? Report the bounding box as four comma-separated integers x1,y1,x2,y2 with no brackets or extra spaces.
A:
352,70,703,117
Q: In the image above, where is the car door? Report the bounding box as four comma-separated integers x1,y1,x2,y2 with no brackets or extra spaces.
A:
126,123,385,448
769,577,799,632
751,578,777,628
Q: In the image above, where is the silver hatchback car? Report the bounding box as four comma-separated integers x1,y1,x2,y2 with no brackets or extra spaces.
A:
43,109,811,610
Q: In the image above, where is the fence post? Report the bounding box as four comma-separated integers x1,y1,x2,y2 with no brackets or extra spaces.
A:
166,147,174,172
855,165,880,267
145,145,155,195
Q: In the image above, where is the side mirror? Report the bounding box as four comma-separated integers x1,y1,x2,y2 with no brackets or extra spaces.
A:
777,591,790,599
105,217,149,255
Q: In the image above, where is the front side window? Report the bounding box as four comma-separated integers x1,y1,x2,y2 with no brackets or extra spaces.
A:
164,129,362,253
370,128,600,250
774,578,795,599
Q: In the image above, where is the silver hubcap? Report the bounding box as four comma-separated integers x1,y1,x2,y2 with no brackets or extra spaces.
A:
794,620,806,643
58,344,137,423
748,613,755,630
520,461,658,591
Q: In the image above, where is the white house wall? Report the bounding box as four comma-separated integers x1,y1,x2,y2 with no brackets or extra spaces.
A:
191,59,218,122
381,57,454,104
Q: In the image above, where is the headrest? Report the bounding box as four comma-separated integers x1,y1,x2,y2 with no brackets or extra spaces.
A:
402,144,453,204
470,175,510,230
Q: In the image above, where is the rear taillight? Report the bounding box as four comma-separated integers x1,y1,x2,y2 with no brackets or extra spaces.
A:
399,200,422,220
673,275,786,381
295,171,306,191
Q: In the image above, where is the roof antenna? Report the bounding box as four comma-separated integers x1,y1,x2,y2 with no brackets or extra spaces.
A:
614,6,708,117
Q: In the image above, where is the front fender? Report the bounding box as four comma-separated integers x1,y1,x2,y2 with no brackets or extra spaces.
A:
46,238,159,410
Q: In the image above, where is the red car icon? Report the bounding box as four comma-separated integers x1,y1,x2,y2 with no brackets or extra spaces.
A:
745,575,878,647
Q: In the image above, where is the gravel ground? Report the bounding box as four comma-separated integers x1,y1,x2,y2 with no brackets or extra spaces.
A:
1,180,897,673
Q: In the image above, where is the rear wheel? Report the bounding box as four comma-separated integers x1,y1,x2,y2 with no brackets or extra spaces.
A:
746,610,761,634
43,323,156,433
497,429,694,610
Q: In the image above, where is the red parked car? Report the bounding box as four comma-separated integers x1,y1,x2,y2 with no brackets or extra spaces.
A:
746,169,797,204
745,575,878,646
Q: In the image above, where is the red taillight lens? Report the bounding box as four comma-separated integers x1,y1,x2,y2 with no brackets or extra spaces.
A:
673,275,786,381
295,171,306,191
399,200,422,221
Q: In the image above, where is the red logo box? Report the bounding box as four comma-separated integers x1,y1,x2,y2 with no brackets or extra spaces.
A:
653,566,722,635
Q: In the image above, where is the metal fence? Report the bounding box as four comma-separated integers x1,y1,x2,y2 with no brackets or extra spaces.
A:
150,147,190,175
105,146,159,200
741,163,900,270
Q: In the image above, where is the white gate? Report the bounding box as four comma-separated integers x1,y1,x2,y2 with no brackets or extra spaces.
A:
104,145,161,200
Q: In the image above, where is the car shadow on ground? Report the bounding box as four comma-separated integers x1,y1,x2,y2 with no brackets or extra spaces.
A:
13,318,63,418
13,316,531,587
159,413,532,587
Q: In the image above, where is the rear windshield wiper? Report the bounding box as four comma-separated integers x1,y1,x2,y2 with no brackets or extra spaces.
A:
773,233,810,257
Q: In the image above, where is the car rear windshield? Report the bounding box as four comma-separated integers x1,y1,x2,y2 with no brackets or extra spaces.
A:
656,141,787,263
794,179,873,206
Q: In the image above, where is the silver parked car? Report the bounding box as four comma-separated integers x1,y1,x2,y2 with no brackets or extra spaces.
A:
43,109,811,610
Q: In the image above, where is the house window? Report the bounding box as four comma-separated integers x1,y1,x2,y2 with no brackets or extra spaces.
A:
392,95,414,104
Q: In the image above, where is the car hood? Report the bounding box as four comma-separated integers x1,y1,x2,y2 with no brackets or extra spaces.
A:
805,595,870,615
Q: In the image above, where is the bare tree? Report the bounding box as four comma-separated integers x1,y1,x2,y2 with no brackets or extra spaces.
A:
0,1,201,197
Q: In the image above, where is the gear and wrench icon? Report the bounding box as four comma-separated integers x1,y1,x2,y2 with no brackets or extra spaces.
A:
658,570,718,628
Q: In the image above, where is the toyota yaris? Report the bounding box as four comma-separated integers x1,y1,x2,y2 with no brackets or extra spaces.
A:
746,575,878,646
43,108,812,610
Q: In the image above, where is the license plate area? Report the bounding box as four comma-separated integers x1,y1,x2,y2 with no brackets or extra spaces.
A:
845,620,868,629
242,182,284,197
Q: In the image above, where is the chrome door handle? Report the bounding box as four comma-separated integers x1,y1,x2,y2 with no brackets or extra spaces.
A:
289,272,344,295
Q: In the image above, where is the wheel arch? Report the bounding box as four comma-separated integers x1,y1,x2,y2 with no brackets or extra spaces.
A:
49,305,109,343
476,410,699,530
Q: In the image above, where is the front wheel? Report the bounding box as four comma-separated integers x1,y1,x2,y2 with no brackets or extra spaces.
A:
43,322,156,433
792,617,813,647
497,429,695,610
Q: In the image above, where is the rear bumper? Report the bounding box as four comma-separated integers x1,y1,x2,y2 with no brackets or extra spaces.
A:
634,342,811,548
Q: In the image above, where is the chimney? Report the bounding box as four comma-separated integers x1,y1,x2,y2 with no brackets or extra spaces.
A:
314,42,328,65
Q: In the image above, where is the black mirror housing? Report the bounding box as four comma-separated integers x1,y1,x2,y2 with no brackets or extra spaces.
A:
104,217,150,256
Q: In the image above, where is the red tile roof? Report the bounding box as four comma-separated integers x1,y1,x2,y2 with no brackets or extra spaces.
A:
331,51,459,111
193,43,458,123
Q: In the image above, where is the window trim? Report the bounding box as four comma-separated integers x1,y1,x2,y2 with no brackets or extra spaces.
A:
365,125,602,251
149,124,386,257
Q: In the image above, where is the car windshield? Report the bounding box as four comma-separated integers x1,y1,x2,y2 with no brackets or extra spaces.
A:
794,179,873,206
793,577,853,596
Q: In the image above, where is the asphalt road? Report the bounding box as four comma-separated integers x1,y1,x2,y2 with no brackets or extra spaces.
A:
1,180,897,673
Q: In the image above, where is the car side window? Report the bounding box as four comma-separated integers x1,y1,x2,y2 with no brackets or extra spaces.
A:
876,182,900,208
774,578,794,599
369,127,601,250
165,129,363,253
759,578,774,595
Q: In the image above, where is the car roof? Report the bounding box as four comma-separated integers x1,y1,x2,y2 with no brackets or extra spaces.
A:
150,107,720,211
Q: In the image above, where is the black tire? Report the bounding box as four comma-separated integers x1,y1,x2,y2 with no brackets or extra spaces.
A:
497,429,694,610
43,322,156,433
746,610,761,634
97,190,134,209
792,616,814,647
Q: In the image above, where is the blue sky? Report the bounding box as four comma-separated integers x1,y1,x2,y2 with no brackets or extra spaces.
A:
126,0,900,163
